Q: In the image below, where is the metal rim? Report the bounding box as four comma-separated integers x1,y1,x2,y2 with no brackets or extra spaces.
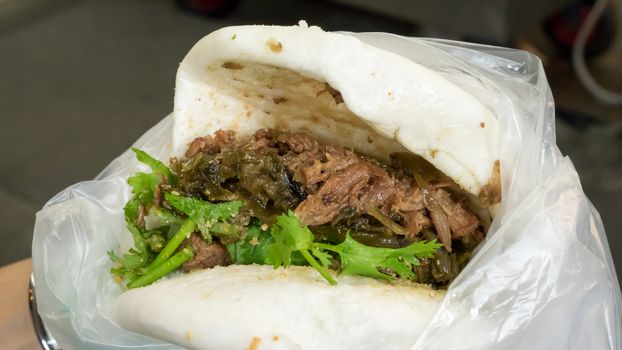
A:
29,274,61,350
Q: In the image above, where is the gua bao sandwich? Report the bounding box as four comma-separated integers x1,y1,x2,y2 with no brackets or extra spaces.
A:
110,23,501,350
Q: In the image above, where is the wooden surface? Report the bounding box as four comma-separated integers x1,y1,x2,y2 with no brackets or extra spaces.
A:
0,259,39,350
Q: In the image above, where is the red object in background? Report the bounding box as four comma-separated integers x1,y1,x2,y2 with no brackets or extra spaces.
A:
544,0,615,59
175,0,240,17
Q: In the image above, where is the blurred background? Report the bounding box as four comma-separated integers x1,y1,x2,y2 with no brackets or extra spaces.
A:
0,0,620,281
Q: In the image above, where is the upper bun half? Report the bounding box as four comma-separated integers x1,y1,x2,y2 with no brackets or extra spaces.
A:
173,24,499,196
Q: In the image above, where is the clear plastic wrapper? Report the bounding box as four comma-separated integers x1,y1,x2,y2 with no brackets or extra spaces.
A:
32,33,622,349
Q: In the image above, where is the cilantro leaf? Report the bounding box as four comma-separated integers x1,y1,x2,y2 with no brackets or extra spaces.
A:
127,172,161,205
227,223,308,265
266,211,336,284
311,247,333,268
266,211,314,268
143,207,184,240
112,160,166,277
265,211,442,285
131,148,176,184
227,225,271,264
126,148,175,207
164,192,244,242
144,231,166,252
108,198,152,281
319,233,442,280
110,149,176,284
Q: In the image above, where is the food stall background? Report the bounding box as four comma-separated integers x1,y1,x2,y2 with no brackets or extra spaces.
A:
0,0,620,282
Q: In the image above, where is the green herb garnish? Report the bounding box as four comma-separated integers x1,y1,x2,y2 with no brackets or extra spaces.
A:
164,192,244,243
131,148,175,184
127,248,195,289
265,211,442,285
110,149,444,289
227,222,307,266
109,150,177,285
227,225,271,264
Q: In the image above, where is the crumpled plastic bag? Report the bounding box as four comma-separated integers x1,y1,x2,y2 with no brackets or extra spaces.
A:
32,33,622,350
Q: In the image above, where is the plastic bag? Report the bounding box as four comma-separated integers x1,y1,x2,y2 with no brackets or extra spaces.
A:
32,33,622,349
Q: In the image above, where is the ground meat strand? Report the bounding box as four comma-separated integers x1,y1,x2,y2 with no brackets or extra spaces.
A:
479,160,502,207
427,196,453,252
294,163,372,226
430,188,479,237
423,187,480,251
246,129,276,151
181,233,230,272
278,133,359,192
390,182,425,213
185,130,236,158
401,210,431,238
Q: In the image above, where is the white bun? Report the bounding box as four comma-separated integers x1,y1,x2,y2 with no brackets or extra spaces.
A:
114,265,444,350
173,24,498,195
115,24,500,349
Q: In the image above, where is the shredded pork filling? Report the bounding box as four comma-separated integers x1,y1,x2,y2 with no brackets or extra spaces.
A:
171,129,489,287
